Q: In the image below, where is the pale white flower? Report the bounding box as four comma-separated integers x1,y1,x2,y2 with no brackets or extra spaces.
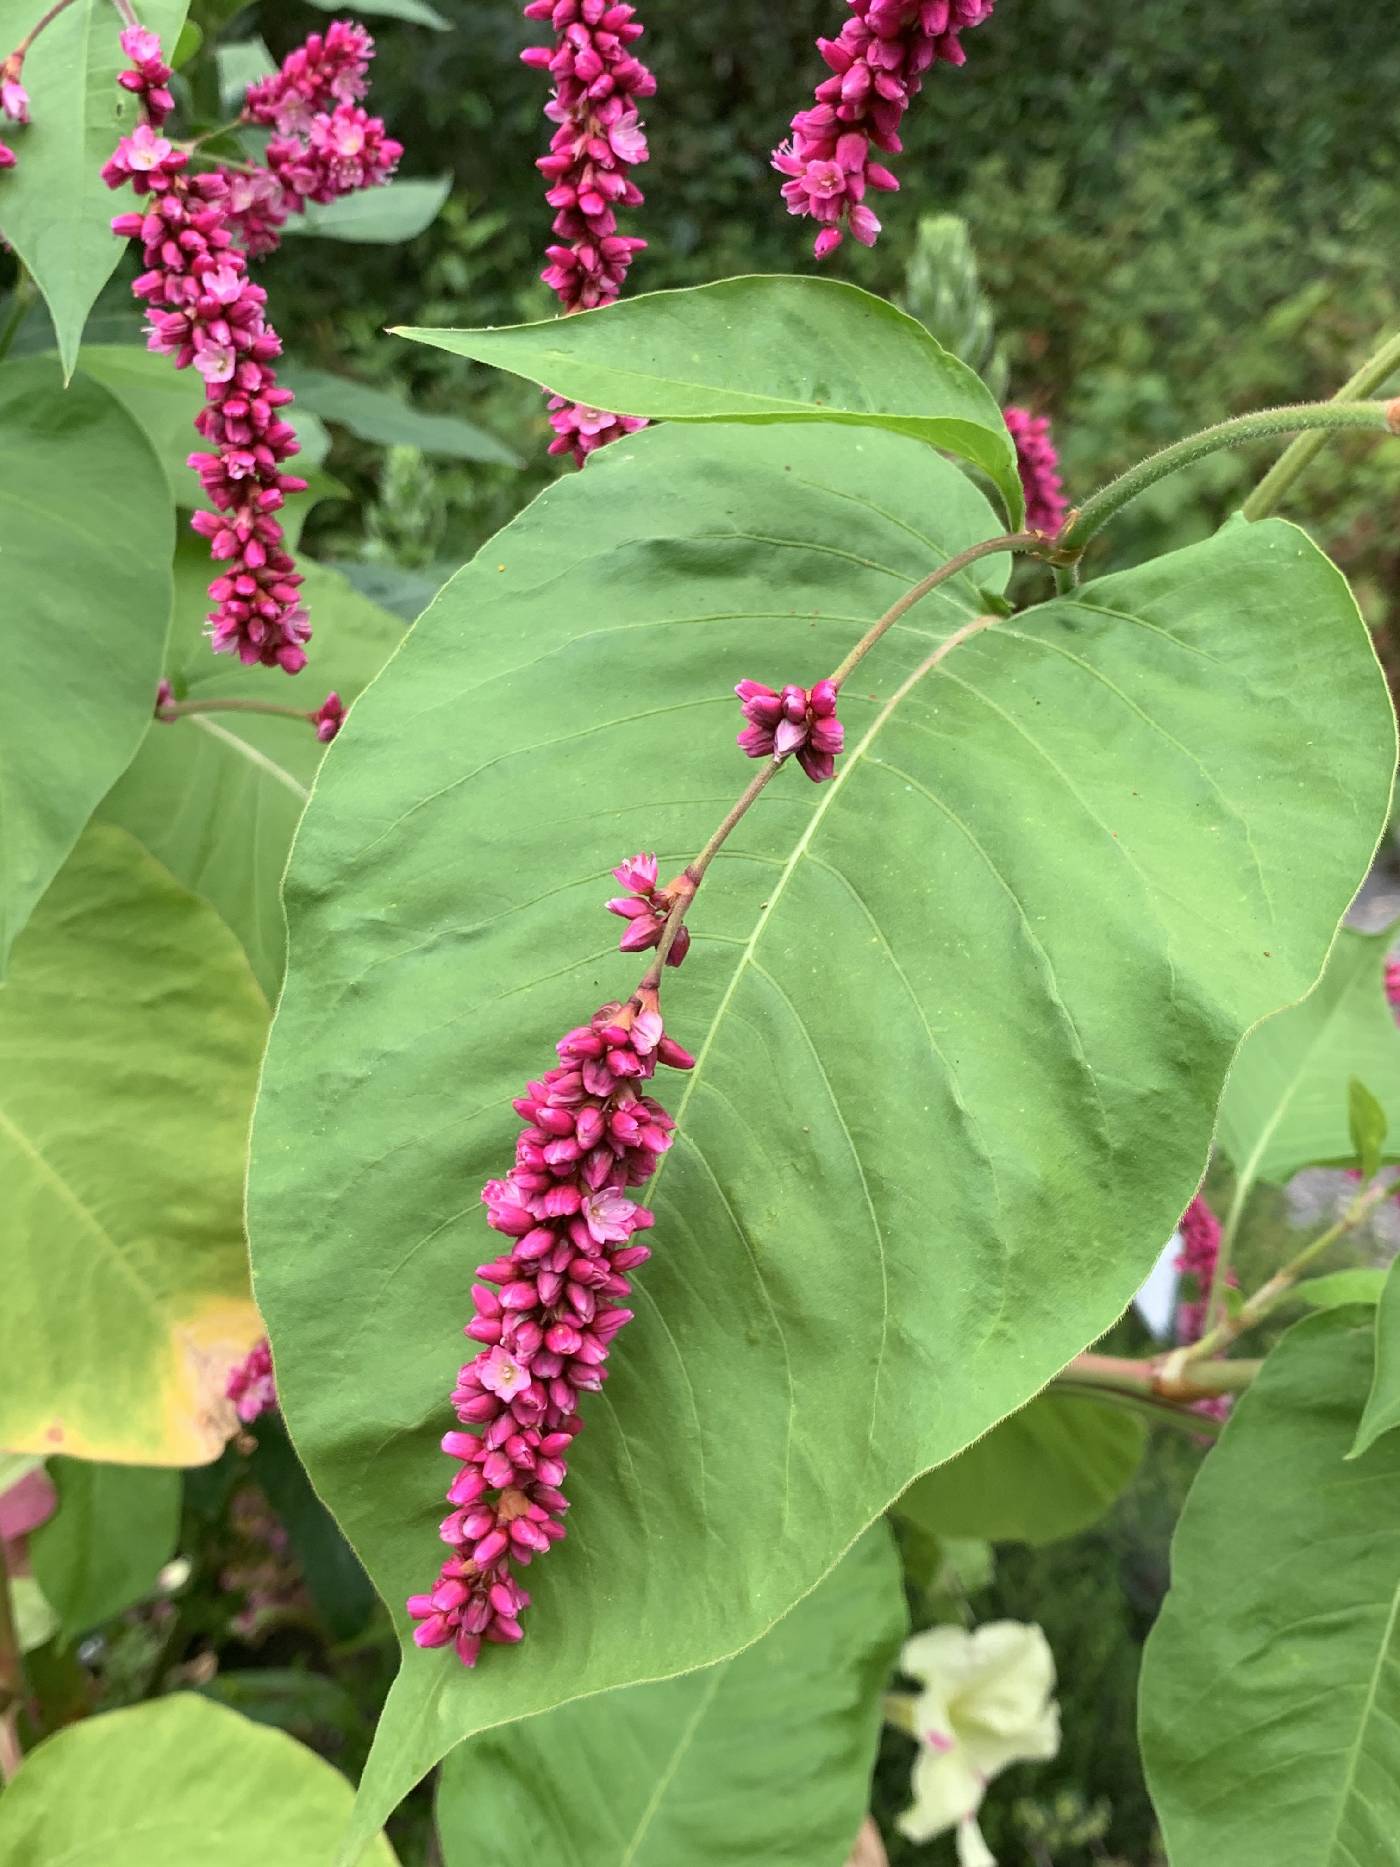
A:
889,1620,1060,1866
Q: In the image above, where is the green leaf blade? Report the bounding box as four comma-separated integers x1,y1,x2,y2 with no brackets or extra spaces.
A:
437,1525,905,1867
30,1460,181,1638
0,1694,399,1864
0,361,173,972
393,275,1025,523
287,176,451,243
1141,1308,1400,1865
0,826,268,1464
245,424,1392,1844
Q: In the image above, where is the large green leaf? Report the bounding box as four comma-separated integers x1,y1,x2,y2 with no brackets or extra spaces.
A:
1294,1268,1389,1310
30,1458,181,1637
0,825,266,1464
283,365,523,466
436,1524,905,1867
894,1396,1145,1545
0,0,190,375
287,175,452,243
100,547,404,995
1216,926,1400,1187
1140,1308,1400,1865
245,421,1391,1844
0,1693,399,1865
1350,1256,1400,1458
394,275,1024,524
0,359,173,973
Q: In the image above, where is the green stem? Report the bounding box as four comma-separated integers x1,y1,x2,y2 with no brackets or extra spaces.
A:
1057,401,1397,567
1243,331,1400,521
158,696,315,726
1182,1175,1394,1367
8,0,80,59
0,268,35,367
1066,1350,1261,1400
1050,1378,1227,1439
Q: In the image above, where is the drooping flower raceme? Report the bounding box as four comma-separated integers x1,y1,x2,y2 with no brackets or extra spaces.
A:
1004,404,1068,535
407,992,694,1666
105,104,312,673
736,678,845,783
233,22,401,258
605,852,693,965
521,1,656,466
227,1337,277,1423
889,1621,1060,1866
774,0,996,258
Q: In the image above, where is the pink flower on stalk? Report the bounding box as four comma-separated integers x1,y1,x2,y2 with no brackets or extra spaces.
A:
1,77,28,124
0,142,15,170
243,20,374,135
116,25,174,126
605,852,692,966
227,1337,277,1423
407,991,694,1666
1174,1193,1236,1345
736,678,845,783
545,397,648,468
1004,405,1068,536
774,0,995,257
311,691,346,742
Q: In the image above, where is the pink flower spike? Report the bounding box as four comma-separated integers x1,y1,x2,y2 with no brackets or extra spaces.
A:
775,0,995,254
226,1336,277,1423
1004,404,1068,535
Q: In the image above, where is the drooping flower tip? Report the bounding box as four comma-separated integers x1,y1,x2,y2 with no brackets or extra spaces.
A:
545,397,648,468
116,25,174,125
408,993,692,1664
736,678,844,782
605,852,692,966
311,690,346,742
775,0,996,257
227,1336,277,1423
1004,403,1068,536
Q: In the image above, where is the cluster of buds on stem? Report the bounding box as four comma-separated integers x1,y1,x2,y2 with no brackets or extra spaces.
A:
226,1336,277,1424
606,853,694,965
736,678,845,783
774,0,996,257
1004,405,1068,536
408,992,694,1664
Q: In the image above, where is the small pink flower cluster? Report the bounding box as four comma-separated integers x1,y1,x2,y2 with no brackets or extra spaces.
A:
1385,958,1400,1015
1004,405,1068,535
105,99,312,672
234,21,401,258
311,690,346,742
115,25,174,121
408,992,694,1666
1175,1193,1235,1345
606,852,693,965
1,50,30,168
227,1336,277,1423
736,678,845,783
774,0,995,258
545,395,648,465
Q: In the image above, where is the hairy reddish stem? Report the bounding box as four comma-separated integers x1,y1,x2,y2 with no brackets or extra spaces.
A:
9,0,80,59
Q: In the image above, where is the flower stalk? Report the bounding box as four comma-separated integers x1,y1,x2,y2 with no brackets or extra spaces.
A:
1243,330,1400,520
1054,399,1399,576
